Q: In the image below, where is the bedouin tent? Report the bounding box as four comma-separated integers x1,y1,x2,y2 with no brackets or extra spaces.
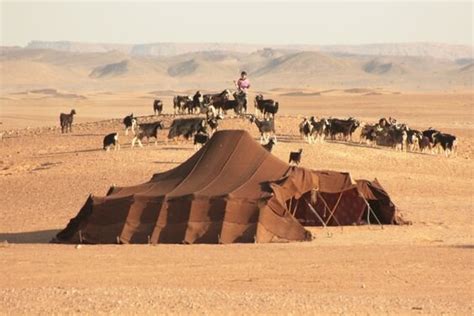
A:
53,130,408,245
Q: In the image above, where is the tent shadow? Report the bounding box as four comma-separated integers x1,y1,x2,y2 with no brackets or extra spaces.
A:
0,229,60,244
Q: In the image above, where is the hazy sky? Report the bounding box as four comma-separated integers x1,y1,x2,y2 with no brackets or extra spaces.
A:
1,1,472,46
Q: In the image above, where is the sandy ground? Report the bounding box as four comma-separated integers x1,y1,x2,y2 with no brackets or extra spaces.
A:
0,92,473,314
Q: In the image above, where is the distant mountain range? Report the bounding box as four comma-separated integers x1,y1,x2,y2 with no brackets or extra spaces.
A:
0,42,472,92
25,41,473,60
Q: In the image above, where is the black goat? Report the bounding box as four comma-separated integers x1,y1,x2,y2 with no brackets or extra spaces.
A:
173,95,192,114
422,128,440,145
220,92,247,115
262,137,277,152
207,114,224,135
168,117,207,141
59,109,76,133
406,129,423,152
433,132,457,157
264,102,279,119
254,94,279,118
360,124,378,146
194,131,210,150
299,118,312,142
326,118,360,141
153,100,163,115
289,149,303,166
309,117,329,143
205,90,232,115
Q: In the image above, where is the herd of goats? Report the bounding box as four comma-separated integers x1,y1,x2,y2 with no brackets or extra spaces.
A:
58,88,458,160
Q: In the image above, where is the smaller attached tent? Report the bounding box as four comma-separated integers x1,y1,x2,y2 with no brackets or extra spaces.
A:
289,171,410,227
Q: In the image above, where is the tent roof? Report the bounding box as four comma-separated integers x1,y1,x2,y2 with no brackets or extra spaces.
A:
112,129,290,200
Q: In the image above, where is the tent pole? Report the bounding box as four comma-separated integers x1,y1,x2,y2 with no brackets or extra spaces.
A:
291,198,299,216
304,199,327,228
317,191,331,219
318,191,328,218
304,199,333,238
317,191,343,231
365,199,384,229
323,192,344,231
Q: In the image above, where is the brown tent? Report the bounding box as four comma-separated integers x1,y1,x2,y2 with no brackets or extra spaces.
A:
290,171,409,226
54,130,407,245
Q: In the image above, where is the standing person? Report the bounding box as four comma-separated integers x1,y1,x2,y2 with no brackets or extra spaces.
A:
235,71,250,93
234,71,250,113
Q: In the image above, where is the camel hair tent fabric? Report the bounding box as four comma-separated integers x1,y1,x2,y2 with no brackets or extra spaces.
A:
54,130,408,245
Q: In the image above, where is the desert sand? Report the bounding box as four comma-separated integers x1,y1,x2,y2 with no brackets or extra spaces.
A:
0,89,473,314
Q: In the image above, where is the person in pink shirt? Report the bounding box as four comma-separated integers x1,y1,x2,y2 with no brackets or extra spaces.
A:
235,71,250,93
234,71,250,112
